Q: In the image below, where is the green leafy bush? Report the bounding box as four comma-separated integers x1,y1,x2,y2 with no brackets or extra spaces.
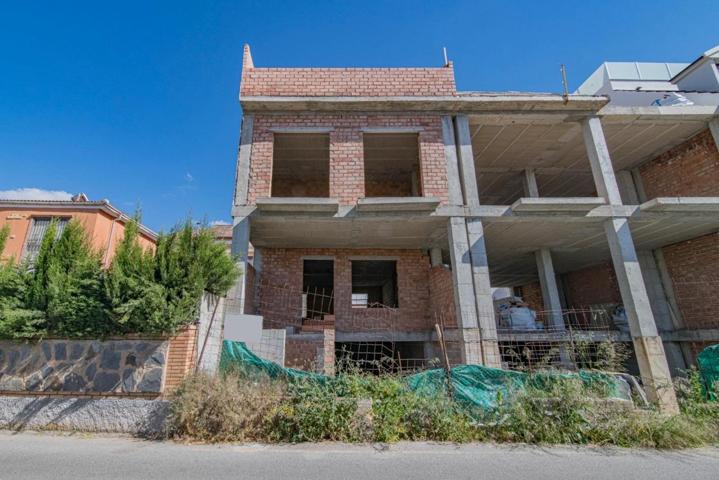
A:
0,217,239,339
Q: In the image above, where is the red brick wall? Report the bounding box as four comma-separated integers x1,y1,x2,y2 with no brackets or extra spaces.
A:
428,265,456,327
258,248,433,332
638,128,719,335
240,65,456,98
661,233,719,330
563,262,621,307
244,263,257,314
163,325,198,394
247,114,448,205
285,334,323,371
518,281,545,311
639,129,719,199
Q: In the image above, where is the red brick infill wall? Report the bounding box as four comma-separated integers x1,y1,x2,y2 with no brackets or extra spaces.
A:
247,114,449,205
258,248,433,333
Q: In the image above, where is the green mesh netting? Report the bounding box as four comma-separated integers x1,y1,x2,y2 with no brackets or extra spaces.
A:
220,340,629,409
697,344,719,401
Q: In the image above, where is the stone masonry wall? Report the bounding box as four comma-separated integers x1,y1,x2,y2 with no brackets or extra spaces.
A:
247,114,449,205
0,339,167,395
258,248,433,333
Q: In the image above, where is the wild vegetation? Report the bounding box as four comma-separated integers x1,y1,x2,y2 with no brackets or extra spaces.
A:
0,218,239,339
168,366,719,448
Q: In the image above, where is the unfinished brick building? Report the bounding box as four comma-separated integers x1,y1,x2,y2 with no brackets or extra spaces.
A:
230,44,719,412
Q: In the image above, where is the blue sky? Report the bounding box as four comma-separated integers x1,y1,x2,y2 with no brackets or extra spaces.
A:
1,1,718,231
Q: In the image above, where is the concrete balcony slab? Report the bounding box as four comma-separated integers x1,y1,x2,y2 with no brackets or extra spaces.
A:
254,197,340,214
510,197,606,214
640,197,719,213
356,197,440,213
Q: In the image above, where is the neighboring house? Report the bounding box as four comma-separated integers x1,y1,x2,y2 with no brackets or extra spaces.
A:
229,44,719,412
0,194,156,266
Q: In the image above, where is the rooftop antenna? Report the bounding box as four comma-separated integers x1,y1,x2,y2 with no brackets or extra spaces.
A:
443,47,449,66
560,64,570,104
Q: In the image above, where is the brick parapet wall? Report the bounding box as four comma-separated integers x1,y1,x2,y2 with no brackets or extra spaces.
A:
258,248,433,333
247,114,449,205
240,66,456,98
163,325,198,394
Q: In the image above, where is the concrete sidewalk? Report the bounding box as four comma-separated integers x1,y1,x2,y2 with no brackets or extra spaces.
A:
1,431,718,480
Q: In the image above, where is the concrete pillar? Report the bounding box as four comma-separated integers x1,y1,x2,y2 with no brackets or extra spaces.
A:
522,168,539,197
429,247,443,267
440,116,464,206
454,115,480,207
229,216,251,315
584,116,678,412
582,117,623,205
522,169,565,329
452,115,502,368
709,118,719,150
535,249,564,329
233,115,254,207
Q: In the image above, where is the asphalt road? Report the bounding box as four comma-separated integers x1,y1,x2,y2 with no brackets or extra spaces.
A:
1,431,718,480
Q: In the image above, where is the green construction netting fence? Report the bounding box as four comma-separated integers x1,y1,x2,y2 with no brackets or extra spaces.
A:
221,340,630,409
697,344,719,401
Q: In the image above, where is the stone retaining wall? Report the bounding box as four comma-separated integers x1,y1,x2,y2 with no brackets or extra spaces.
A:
0,339,168,395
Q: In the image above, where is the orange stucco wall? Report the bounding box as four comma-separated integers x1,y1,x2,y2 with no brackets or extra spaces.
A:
0,207,155,266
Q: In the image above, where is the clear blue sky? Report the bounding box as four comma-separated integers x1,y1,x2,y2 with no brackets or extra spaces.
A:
1,0,718,231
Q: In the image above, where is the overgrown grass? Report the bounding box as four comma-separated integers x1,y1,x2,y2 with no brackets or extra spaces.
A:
168,367,719,448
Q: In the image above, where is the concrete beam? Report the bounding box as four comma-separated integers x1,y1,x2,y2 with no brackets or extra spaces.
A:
640,197,719,213
583,117,623,205
604,217,678,412
233,115,254,207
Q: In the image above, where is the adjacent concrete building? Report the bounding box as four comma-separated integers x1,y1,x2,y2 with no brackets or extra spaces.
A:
231,44,719,411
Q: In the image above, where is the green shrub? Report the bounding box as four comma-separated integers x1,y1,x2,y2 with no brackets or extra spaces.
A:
0,217,240,339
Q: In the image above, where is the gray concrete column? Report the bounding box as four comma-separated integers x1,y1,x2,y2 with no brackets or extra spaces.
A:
429,247,443,267
584,116,678,412
535,249,564,329
709,118,719,150
451,115,502,368
582,117,623,205
440,116,464,206
605,218,678,412
233,114,254,207
454,115,480,207
522,168,539,198
229,216,251,315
